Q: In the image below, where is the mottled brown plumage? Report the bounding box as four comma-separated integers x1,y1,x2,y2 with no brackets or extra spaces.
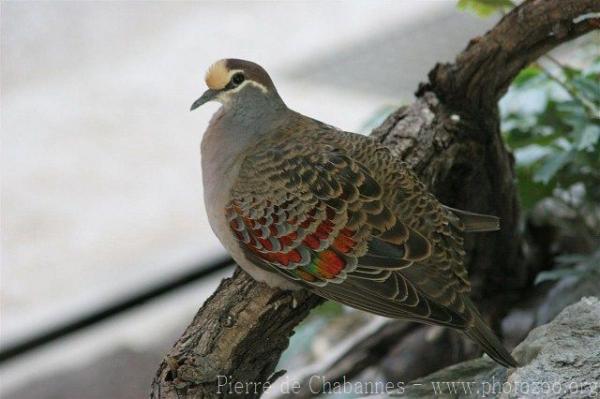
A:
194,59,518,368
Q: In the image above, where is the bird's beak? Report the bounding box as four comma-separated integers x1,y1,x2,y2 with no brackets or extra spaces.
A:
190,89,218,111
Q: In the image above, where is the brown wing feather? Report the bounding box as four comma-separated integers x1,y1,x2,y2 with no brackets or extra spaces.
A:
227,126,475,325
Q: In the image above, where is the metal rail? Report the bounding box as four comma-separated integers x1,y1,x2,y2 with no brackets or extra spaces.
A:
0,256,234,364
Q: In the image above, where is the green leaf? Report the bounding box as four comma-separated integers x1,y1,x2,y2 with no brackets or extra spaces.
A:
536,250,600,285
457,0,513,17
576,124,600,151
535,268,587,285
554,254,589,265
561,65,580,80
500,50,599,212
515,169,554,210
572,76,600,103
310,301,343,318
513,66,542,87
533,151,573,184
584,59,600,75
507,129,565,150
513,145,553,166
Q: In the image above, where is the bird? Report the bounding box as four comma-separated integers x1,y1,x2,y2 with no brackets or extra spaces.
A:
191,58,518,368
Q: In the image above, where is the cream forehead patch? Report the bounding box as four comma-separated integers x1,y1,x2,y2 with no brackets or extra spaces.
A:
205,60,230,90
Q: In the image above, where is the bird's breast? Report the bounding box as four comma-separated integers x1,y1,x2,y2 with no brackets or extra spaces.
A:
200,124,299,290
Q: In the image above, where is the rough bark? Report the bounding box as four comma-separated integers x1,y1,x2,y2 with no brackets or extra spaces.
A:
151,1,600,397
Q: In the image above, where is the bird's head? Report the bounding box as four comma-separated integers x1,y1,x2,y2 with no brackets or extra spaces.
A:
191,59,282,111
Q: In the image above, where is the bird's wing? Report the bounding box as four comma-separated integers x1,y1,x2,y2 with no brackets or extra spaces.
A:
227,141,471,328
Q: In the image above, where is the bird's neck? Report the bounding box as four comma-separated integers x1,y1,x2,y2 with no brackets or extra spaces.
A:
201,100,289,198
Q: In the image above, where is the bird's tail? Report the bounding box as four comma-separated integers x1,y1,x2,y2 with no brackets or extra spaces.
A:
463,307,519,368
443,205,500,232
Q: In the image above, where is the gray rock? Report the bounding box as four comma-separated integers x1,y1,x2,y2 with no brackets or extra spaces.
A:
380,297,600,398
506,296,600,399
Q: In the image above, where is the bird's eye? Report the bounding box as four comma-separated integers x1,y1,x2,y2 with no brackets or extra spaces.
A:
231,73,245,85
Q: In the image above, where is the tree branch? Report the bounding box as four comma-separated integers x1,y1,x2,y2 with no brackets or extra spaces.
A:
419,0,600,117
150,1,599,397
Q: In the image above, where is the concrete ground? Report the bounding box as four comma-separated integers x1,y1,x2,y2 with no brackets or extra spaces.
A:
0,2,493,397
